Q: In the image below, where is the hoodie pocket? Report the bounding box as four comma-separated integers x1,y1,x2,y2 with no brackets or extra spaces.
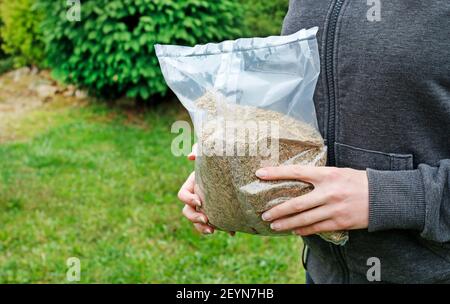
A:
335,142,414,170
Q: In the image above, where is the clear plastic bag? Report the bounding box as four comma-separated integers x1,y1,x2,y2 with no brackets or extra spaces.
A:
156,28,348,245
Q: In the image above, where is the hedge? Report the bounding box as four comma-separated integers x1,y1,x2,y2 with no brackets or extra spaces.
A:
38,0,244,100
0,0,4,59
0,0,45,66
0,0,288,98
241,0,289,37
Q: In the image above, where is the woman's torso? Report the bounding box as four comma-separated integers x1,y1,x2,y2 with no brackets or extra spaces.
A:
282,0,450,283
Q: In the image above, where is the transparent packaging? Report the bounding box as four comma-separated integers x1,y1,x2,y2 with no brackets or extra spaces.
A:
156,28,348,245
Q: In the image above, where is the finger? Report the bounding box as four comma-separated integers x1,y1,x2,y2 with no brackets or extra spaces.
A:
262,190,325,221
255,165,328,184
293,220,339,236
187,152,196,160
178,172,202,208
194,223,214,235
187,143,198,161
182,205,208,224
270,204,336,232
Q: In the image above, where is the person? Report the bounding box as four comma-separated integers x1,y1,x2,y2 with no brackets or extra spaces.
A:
177,0,450,283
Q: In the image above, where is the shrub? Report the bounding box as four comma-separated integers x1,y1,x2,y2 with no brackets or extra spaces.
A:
0,0,45,67
241,0,289,37
0,0,4,59
0,57,14,75
38,0,244,100
0,8,14,75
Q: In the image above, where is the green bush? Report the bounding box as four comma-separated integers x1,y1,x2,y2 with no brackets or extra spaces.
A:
0,57,14,75
0,0,4,59
241,0,289,37
0,0,45,67
38,0,244,100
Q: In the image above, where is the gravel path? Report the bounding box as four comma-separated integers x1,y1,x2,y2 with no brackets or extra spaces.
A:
0,68,84,143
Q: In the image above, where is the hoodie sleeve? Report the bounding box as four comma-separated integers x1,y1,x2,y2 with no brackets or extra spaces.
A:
367,159,450,243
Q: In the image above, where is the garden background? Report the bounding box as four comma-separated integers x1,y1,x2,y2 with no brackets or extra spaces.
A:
0,0,306,283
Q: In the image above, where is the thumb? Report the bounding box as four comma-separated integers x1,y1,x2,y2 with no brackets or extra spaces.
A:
187,143,198,161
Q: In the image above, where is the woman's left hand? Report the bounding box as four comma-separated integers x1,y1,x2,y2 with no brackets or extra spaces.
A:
256,166,369,236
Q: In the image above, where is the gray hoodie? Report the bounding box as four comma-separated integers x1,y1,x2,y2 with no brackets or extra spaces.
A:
282,0,450,283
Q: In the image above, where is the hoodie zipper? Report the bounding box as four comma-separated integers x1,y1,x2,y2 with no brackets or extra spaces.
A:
325,0,349,284
332,244,349,283
325,0,345,166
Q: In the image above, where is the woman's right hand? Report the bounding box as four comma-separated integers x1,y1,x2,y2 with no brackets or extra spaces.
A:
178,171,214,234
178,145,214,234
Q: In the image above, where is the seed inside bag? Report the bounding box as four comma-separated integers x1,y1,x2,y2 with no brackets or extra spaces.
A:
194,92,347,244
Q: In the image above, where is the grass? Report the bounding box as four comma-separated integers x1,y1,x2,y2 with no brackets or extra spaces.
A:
0,98,305,283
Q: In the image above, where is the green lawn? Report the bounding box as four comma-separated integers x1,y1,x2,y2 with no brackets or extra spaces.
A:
0,98,305,283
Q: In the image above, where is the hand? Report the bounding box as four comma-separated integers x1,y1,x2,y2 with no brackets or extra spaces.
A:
178,144,235,236
256,166,369,236
178,171,214,235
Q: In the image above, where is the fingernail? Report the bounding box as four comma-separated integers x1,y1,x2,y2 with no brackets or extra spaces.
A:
193,198,202,207
270,223,280,230
204,228,213,234
255,169,267,178
261,212,271,221
198,216,207,224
